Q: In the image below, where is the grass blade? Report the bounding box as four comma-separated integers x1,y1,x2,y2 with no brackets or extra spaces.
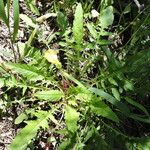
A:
6,0,11,23
13,0,20,42
0,0,9,26
126,97,149,117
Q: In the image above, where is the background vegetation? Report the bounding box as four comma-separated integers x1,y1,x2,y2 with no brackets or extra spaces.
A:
0,0,150,149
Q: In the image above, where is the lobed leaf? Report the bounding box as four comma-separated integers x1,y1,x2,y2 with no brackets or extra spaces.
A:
73,3,84,46
4,63,44,81
9,111,53,150
34,90,64,102
65,105,80,133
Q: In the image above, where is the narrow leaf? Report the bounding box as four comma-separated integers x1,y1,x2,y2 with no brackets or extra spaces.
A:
126,97,149,117
28,1,40,15
129,114,150,123
13,0,20,42
0,0,9,26
6,0,11,24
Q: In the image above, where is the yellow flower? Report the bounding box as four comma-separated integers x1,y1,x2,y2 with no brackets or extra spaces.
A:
44,49,62,69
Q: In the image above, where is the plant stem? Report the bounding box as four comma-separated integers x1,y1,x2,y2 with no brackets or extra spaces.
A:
8,27,17,62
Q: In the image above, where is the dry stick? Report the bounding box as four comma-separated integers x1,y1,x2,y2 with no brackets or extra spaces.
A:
133,0,144,12
16,44,21,60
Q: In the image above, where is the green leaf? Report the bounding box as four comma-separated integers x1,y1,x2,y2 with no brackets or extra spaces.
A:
4,75,43,91
0,0,9,26
13,0,20,42
100,6,114,29
89,87,130,116
76,93,92,102
9,111,52,150
90,97,119,123
58,139,71,150
0,78,5,88
111,88,120,101
15,109,35,124
57,11,68,32
27,0,40,15
129,114,150,123
83,126,95,143
4,63,44,81
86,23,98,39
65,106,80,133
34,90,64,102
126,97,149,117
108,77,118,86
123,4,131,14
26,28,38,47
15,112,28,124
124,80,133,91
20,14,37,28
73,3,84,45
6,0,11,24
136,137,150,150
97,40,113,45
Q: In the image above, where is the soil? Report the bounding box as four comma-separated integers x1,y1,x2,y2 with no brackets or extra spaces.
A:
0,117,16,150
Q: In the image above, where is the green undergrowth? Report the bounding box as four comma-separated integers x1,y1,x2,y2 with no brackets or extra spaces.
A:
0,0,150,149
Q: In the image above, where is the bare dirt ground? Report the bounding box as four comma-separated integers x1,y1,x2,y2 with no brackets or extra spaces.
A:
0,118,15,150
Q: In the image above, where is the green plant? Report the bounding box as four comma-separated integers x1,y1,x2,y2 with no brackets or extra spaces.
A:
0,0,150,150
0,0,20,62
